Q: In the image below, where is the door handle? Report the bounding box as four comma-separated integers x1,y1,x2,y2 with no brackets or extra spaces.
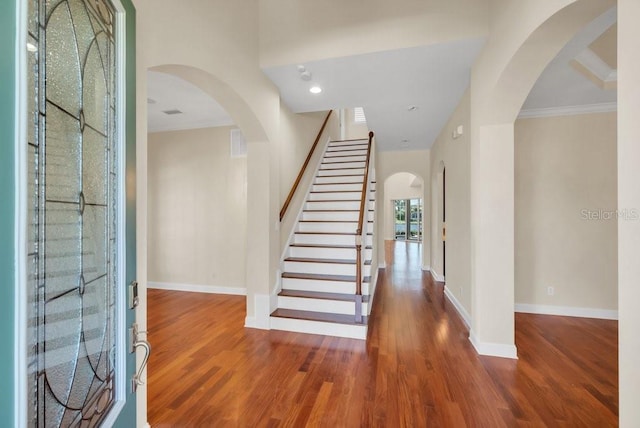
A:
131,339,151,393
129,323,151,393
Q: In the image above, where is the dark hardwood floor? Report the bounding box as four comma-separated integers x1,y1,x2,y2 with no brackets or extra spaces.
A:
147,241,618,427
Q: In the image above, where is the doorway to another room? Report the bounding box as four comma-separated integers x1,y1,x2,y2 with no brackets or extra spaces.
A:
393,198,423,241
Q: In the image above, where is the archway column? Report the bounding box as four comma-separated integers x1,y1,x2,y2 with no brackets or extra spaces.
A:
245,138,280,329
469,122,517,358
618,0,640,423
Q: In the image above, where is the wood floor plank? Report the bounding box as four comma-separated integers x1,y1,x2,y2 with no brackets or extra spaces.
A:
147,241,618,427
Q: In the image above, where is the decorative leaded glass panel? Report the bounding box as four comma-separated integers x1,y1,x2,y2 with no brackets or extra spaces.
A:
26,0,118,426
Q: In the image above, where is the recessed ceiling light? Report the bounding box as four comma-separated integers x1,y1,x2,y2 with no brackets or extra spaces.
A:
407,105,418,111
162,109,183,115
26,42,37,52
309,86,322,94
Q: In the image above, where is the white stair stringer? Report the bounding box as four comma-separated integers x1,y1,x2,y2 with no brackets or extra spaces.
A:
271,138,377,340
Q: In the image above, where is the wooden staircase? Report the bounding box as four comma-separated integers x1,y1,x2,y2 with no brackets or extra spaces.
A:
270,137,376,339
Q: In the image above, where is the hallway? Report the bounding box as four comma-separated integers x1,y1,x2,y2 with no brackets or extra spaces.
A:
147,241,617,426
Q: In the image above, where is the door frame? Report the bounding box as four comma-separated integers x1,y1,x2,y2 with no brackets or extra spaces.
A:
3,0,138,425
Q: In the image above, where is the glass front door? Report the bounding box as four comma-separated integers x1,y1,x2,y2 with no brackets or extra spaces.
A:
19,0,137,425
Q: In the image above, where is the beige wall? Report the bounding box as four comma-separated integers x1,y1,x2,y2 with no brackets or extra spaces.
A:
376,149,431,269
515,113,618,311
278,108,333,207
259,0,489,67
430,90,472,318
383,173,424,241
345,108,370,140
278,110,340,254
147,127,247,290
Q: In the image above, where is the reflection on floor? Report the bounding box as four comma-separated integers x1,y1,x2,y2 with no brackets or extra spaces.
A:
147,241,618,426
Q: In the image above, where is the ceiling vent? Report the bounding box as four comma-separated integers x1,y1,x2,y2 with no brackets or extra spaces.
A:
162,109,183,115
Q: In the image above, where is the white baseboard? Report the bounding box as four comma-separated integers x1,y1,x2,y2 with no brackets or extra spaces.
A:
148,281,246,296
430,268,444,282
443,286,471,329
515,303,618,320
421,265,431,271
378,262,386,269
469,330,518,359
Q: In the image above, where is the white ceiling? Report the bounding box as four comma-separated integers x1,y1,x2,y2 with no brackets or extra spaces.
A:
146,7,617,150
521,6,617,113
147,71,233,133
262,38,486,151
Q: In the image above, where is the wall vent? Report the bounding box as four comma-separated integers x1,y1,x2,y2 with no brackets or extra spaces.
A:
354,107,366,123
230,128,247,158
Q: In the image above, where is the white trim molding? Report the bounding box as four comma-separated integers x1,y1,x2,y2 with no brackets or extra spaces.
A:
421,265,431,271
469,331,518,359
245,293,271,330
515,303,618,320
443,286,470,328
147,281,247,296
518,102,617,119
378,262,386,269
430,268,445,282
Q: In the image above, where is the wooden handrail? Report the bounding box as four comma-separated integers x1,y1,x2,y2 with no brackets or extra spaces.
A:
355,131,374,311
279,110,333,221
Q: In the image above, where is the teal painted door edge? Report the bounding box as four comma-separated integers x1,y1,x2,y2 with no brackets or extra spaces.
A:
0,0,18,424
113,0,138,425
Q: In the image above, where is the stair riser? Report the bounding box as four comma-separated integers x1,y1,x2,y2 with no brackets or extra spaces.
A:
324,149,368,157
305,200,361,210
277,296,370,316
270,317,367,340
289,247,372,259
312,183,363,192
317,168,365,177
315,175,364,184
298,222,358,233
328,141,367,148
322,155,366,163
293,234,373,246
302,211,374,222
282,277,371,295
320,162,365,170
283,262,371,276
308,192,363,201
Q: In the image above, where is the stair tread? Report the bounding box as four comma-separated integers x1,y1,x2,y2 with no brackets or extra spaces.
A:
330,138,368,142
306,199,362,202
303,209,375,212
295,231,373,235
300,220,357,223
270,308,368,325
299,220,373,224
325,148,368,154
285,257,372,265
319,167,365,171
310,190,362,193
313,182,364,186
282,272,371,282
316,173,364,177
322,154,366,158
290,243,373,249
322,161,365,165
278,289,370,302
